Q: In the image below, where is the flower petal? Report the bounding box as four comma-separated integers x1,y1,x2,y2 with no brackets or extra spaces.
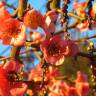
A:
3,61,22,72
10,25,26,46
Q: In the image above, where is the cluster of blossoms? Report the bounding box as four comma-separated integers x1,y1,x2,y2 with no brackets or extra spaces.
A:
40,35,79,65
23,8,79,65
74,2,96,32
0,61,27,96
0,0,96,95
0,1,79,64
0,2,26,46
28,63,89,96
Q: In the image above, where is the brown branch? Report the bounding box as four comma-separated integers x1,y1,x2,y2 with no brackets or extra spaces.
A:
0,56,9,61
49,0,60,10
5,3,16,10
10,46,21,60
0,48,96,61
17,0,28,20
68,12,85,21
75,35,96,42
57,9,86,20
0,49,34,61
11,8,18,18
68,19,78,29
77,52,96,58
54,30,96,41
83,0,90,10
9,0,28,62
46,0,52,11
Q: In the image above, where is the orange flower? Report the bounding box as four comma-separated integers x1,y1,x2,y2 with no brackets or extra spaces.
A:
0,1,5,8
63,40,79,57
48,80,66,96
46,66,61,80
24,10,44,29
24,10,51,37
73,2,86,17
49,80,78,96
76,21,89,32
75,71,90,96
0,1,11,20
0,18,26,46
73,2,90,32
40,35,66,65
90,3,96,18
29,31,45,42
28,64,42,82
29,64,61,81
0,61,27,96
44,10,58,33
41,35,79,65
45,9,58,22
0,67,11,96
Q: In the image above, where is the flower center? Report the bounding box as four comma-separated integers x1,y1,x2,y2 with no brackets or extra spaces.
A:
6,26,20,38
7,71,19,82
2,19,21,38
48,42,61,56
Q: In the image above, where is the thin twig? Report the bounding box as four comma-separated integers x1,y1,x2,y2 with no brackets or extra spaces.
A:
0,49,34,61
83,0,90,10
6,3,16,10
68,12,85,21
75,35,96,42
54,31,96,41
77,52,96,58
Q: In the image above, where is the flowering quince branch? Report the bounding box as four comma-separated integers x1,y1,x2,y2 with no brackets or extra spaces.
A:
54,30,96,41
48,0,60,10
62,0,70,40
67,12,86,21
0,0,28,95
0,49,35,61
0,0,96,95
0,48,96,62
83,0,90,11
10,46,21,61
9,0,27,61
0,47,96,61
57,9,86,20
17,0,28,20
77,52,96,58
75,35,96,42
